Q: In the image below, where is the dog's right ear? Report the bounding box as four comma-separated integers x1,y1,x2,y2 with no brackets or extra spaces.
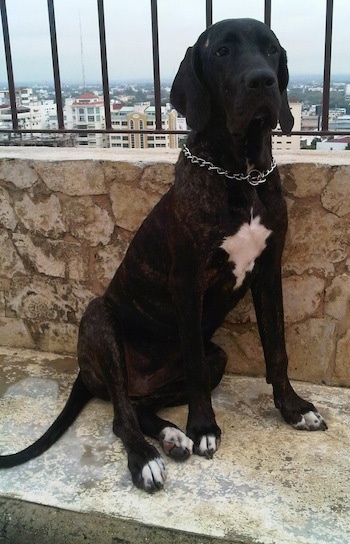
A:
170,46,210,132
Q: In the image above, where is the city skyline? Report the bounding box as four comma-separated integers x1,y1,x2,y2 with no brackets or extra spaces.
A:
0,0,350,85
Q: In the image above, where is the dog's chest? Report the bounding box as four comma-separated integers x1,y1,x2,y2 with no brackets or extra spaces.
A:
220,215,272,288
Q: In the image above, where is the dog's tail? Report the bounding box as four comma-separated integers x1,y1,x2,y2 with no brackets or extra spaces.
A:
0,371,93,468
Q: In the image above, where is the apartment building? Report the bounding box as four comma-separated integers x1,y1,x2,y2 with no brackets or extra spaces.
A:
109,102,179,149
69,92,108,148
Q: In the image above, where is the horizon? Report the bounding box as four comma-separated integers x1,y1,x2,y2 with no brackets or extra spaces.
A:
1,74,350,90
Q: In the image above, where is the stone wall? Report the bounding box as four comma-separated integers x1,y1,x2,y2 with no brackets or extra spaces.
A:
0,148,349,386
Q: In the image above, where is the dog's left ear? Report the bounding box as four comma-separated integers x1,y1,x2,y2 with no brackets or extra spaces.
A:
170,45,211,132
278,48,294,134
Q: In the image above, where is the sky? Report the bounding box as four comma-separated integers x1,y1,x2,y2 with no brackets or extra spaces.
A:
0,0,349,86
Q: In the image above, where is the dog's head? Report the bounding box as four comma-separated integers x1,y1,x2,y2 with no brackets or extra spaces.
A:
170,18,294,137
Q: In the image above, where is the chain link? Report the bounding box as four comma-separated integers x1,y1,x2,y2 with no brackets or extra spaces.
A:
182,145,277,186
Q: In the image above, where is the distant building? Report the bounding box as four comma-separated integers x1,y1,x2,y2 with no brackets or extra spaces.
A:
316,136,350,151
328,115,350,131
68,92,108,148
272,96,302,152
109,102,179,149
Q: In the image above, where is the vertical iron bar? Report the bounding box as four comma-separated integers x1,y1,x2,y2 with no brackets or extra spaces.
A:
47,0,64,129
206,0,213,28
0,0,18,129
97,0,111,129
322,0,333,131
264,0,272,27
150,0,162,130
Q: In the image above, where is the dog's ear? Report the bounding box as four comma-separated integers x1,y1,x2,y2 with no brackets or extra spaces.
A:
170,46,210,132
278,48,294,134
279,90,294,134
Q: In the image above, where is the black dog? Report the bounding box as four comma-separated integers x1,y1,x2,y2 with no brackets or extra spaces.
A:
0,19,327,492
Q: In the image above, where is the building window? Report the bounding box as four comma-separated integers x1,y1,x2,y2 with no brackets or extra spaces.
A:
79,108,84,114
131,134,135,148
130,120,134,129
87,107,94,114
88,115,95,122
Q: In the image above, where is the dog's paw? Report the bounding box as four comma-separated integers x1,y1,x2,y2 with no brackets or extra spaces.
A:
128,447,166,493
140,458,167,492
159,427,193,461
293,410,328,431
194,434,220,459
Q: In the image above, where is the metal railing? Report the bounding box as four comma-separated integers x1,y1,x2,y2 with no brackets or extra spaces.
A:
0,0,347,140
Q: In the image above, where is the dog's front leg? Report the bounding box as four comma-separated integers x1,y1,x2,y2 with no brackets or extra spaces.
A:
251,246,327,431
169,269,221,458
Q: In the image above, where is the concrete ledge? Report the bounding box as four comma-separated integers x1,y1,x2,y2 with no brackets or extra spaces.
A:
1,347,350,544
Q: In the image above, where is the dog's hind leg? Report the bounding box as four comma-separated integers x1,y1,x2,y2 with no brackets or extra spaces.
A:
135,341,227,461
78,298,166,493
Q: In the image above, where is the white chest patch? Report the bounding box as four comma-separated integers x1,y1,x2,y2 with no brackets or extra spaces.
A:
220,215,272,289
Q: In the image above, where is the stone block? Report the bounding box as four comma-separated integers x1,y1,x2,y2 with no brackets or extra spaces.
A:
14,193,65,239
283,203,348,276
110,183,160,232
36,161,106,196
0,159,38,189
35,322,78,354
214,326,265,377
333,329,350,386
0,317,35,349
325,273,350,323
12,234,66,278
67,245,89,282
140,163,175,193
62,197,114,247
286,318,335,383
226,291,255,324
0,186,17,230
280,163,329,198
282,275,325,323
103,161,142,186
6,277,94,325
0,232,25,278
93,234,131,288
321,166,350,217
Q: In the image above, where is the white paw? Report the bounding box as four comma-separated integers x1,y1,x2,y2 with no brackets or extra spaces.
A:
293,411,328,431
195,434,220,459
160,427,193,460
141,458,167,492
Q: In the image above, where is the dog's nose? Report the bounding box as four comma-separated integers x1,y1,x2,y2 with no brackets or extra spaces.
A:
245,69,276,90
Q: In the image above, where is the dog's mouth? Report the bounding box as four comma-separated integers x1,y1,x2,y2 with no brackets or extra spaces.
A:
228,104,278,140
248,106,277,133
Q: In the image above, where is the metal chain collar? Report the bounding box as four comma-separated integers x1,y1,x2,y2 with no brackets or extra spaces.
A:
182,145,277,187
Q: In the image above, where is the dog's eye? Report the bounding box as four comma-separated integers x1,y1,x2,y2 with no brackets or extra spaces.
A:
268,45,278,56
215,46,229,57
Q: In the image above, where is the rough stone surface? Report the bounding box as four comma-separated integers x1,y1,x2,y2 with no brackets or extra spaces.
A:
321,166,350,217
1,349,350,544
62,197,114,247
0,186,17,230
0,159,38,188
110,182,160,232
282,274,325,322
36,160,106,196
14,193,65,238
0,149,349,385
286,318,336,383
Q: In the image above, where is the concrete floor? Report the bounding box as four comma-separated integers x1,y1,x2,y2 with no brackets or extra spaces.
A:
0,346,350,544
